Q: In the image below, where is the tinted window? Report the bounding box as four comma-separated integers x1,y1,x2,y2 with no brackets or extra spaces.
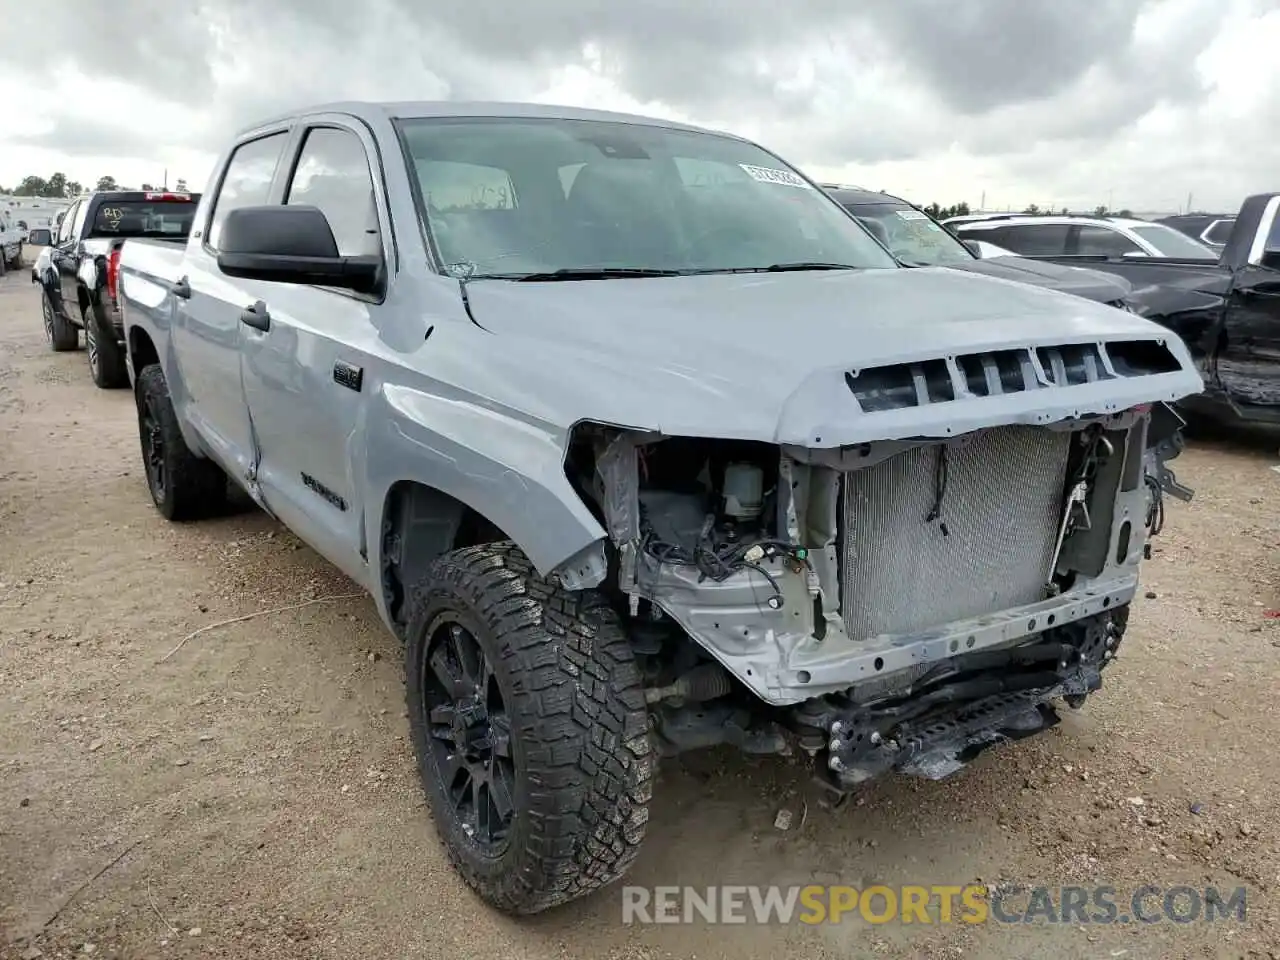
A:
1074,224,1142,257
207,133,288,249
286,127,382,257
969,223,1070,256
89,199,197,239
1204,219,1235,245
398,116,896,277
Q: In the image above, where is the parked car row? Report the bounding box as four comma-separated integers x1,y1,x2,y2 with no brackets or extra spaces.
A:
942,197,1280,427
33,101,1206,917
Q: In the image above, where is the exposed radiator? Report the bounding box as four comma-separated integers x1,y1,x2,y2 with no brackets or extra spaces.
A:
839,425,1072,641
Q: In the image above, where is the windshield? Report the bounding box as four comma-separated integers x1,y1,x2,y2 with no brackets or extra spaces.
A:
1129,224,1218,259
396,116,897,277
843,201,974,266
89,199,197,239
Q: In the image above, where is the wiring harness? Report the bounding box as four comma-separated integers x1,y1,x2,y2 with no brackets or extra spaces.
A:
639,512,808,609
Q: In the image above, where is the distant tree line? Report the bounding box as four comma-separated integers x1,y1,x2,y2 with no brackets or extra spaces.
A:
1,172,190,198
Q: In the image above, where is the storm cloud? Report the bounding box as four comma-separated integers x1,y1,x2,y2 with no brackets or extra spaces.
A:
0,0,1275,211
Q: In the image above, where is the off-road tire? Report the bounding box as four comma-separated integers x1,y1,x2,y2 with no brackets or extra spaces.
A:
134,363,227,521
85,304,129,388
405,541,653,914
43,291,78,352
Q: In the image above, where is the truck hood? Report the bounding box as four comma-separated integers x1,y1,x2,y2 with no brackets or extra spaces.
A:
944,256,1133,304
462,266,1203,446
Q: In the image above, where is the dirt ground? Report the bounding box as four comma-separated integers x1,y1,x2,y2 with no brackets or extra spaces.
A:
1,257,1278,960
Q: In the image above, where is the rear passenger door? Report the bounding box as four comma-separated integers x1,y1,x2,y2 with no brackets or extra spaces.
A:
238,121,388,584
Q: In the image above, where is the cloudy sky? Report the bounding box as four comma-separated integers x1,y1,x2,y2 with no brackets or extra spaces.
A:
1,0,1276,213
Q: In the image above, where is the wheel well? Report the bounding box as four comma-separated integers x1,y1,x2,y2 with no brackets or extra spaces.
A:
129,327,160,378
380,481,510,632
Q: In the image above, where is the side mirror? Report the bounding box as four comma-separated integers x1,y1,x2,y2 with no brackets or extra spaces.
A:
28,229,52,246
961,239,982,258
54,212,64,227
215,205,381,293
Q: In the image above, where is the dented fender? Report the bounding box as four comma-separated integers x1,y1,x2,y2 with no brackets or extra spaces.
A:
363,384,609,604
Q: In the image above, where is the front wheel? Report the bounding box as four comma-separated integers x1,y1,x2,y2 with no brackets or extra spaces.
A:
405,542,653,914
42,291,78,352
134,364,227,520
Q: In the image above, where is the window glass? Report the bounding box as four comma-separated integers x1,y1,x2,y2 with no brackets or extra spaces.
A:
207,132,288,250
1128,224,1217,259
399,116,896,277
69,201,89,242
970,223,1070,256
1074,224,1142,257
417,160,518,213
89,199,197,239
1203,219,1235,245
286,127,382,257
843,201,974,266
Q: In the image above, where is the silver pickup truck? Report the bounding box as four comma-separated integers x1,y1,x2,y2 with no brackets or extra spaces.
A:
117,101,1203,915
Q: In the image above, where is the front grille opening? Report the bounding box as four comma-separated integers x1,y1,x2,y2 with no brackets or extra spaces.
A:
1037,343,1111,386
956,349,1031,397
846,360,955,411
1107,339,1180,377
846,365,916,411
920,359,955,404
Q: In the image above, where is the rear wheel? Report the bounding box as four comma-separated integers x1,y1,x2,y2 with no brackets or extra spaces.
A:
85,305,128,388
405,542,653,914
135,364,227,520
42,291,78,352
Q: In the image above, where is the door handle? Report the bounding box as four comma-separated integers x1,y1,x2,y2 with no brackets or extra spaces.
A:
170,276,191,299
240,300,270,332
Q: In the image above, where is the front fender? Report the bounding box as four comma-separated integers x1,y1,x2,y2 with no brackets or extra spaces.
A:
365,383,607,580
34,259,63,313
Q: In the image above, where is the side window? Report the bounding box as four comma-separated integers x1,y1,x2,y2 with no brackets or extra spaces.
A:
206,132,288,250
982,224,1070,256
285,127,381,257
68,201,89,243
1075,224,1142,256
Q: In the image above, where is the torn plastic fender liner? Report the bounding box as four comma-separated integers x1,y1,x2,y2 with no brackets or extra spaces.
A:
365,384,609,589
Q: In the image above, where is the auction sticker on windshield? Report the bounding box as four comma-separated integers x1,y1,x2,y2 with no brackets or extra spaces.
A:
895,209,930,221
739,164,814,189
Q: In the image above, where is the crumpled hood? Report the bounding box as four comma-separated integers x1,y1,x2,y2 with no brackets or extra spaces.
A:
462,266,1202,445
946,256,1133,303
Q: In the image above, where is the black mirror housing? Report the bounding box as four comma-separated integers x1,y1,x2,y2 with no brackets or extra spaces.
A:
215,205,381,294
28,229,52,246
961,239,982,258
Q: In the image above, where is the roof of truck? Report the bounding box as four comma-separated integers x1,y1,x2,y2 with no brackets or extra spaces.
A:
240,100,734,139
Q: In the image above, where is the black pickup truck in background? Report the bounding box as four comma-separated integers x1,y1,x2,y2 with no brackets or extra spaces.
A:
32,191,200,388
957,194,1280,429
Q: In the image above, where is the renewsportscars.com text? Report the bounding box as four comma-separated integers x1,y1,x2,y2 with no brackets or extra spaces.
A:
621,884,1248,926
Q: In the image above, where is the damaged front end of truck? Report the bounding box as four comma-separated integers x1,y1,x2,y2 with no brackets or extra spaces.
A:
563,335,1201,797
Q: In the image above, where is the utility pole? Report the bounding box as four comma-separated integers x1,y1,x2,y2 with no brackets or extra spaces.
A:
163,168,168,190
